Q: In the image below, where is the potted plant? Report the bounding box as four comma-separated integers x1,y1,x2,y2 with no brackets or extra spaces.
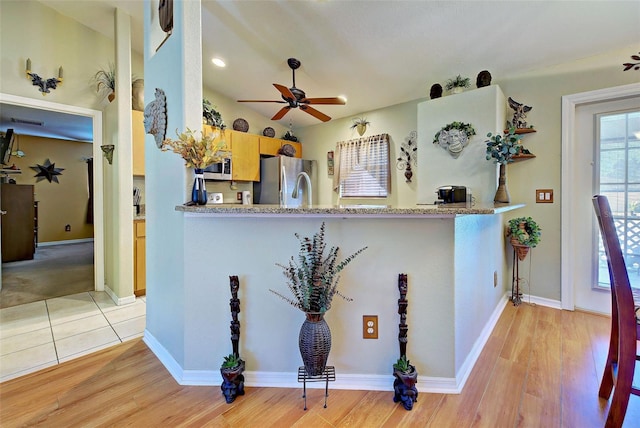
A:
392,355,418,410
350,116,370,136
93,63,116,102
445,74,471,94
485,127,523,203
220,353,245,403
202,98,226,129
161,127,228,205
507,216,542,260
270,222,367,376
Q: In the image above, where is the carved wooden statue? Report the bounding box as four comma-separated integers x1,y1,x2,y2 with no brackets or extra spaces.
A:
221,275,245,403
393,273,418,410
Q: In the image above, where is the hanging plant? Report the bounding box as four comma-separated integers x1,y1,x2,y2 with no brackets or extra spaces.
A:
350,116,370,136
507,216,542,247
93,63,116,101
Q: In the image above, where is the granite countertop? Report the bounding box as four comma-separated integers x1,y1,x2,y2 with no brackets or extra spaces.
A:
175,202,525,218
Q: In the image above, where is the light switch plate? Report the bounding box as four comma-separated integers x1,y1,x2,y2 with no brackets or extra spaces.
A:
535,189,553,203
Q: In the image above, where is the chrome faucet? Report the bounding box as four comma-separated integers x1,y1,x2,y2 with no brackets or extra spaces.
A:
292,171,312,206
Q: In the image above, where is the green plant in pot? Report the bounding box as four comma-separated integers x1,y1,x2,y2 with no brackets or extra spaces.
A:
507,216,542,261
203,98,226,129
393,355,418,410
271,222,367,376
93,63,116,102
445,74,470,94
350,116,370,136
220,353,245,403
485,127,523,203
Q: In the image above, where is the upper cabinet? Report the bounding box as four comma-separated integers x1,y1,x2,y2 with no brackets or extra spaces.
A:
132,110,145,176
258,136,302,158
200,127,303,181
228,130,260,182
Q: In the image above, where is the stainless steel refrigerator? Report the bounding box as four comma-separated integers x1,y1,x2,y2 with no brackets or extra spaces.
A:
253,156,317,207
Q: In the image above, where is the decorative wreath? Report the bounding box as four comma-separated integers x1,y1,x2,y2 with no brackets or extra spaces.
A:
433,121,476,159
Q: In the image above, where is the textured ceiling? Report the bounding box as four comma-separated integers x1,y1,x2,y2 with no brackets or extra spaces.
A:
4,0,639,140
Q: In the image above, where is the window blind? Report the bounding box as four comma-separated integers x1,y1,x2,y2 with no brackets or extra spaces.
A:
333,134,390,198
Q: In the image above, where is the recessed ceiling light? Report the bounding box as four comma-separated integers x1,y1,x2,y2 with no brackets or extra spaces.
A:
212,57,226,68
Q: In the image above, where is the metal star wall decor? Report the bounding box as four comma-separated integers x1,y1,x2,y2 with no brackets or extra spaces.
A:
30,159,64,183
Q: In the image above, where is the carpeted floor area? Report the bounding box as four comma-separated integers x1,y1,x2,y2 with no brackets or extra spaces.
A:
1,242,94,309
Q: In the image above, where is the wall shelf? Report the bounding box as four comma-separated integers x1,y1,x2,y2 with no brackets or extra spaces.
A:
511,153,536,162
504,128,537,134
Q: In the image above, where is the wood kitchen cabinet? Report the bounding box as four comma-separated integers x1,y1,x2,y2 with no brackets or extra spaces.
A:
134,219,146,296
259,136,302,158
259,136,281,156
1,184,35,262
228,130,260,181
132,110,145,176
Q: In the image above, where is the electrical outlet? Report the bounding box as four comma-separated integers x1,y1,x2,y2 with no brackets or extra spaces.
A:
363,315,378,339
237,192,243,201
65,224,71,232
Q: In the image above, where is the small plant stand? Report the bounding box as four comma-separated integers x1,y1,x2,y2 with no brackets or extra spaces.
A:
297,366,335,410
511,250,523,305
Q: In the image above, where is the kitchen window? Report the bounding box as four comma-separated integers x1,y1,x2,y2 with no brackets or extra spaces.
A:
334,133,390,198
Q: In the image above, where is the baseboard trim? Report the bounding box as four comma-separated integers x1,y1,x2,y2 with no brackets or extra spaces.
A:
104,285,136,306
143,329,461,393
38,238,94,247
515,293,562,309
453,293,509,393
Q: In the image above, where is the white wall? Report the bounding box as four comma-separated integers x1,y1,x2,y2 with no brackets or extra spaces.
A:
0,1,144,110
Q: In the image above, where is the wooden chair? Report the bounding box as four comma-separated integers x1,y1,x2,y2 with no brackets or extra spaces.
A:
593,195,640,427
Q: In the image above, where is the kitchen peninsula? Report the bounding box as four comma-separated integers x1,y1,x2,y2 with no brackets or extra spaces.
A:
144,202,523,393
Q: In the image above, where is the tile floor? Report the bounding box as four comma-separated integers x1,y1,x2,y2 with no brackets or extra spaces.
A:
0,291,145,382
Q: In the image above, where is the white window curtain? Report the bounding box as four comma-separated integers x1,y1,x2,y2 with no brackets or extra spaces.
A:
333,133,390,197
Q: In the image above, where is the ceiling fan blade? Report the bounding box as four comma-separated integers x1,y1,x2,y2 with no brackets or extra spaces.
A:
273,83,296,102
300,97,346,105
271,106,291,121
299,105,331,122
237,100,287,103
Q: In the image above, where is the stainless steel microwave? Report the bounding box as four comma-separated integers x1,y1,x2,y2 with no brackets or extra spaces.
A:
203,153,232,180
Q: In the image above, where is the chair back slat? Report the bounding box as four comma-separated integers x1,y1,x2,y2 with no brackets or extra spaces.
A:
593,195,638,428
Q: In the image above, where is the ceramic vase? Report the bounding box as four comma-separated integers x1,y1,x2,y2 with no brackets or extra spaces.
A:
192,168,207,205
299,312,331,376
494,164,510,203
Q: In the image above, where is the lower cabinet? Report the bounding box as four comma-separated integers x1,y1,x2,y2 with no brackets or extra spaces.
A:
1,184,35,262
134,220,146,296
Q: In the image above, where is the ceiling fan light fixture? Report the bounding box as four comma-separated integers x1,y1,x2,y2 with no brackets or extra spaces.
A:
211,57,226,68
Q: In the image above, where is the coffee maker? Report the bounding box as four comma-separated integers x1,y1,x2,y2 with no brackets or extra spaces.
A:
436,185,467,204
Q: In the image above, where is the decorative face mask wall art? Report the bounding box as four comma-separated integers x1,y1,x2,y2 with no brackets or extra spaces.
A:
432,121,476,159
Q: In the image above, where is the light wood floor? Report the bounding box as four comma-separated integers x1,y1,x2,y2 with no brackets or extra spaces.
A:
1,303,639,427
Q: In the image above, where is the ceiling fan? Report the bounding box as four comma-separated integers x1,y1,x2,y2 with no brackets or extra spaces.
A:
237,58,345,122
